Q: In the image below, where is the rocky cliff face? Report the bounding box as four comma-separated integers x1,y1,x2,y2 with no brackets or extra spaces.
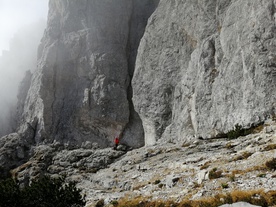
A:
1,0,276,179
133,0,276,145
18,0,158,148
1,1,276,205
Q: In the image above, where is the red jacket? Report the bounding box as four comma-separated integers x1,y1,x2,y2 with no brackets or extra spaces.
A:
115,137,119,145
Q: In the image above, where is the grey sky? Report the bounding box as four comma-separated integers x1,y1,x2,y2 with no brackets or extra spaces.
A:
0,0,49,55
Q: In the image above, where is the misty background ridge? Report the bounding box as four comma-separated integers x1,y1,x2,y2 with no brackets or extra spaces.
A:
0,19,46,136
0,0,49,55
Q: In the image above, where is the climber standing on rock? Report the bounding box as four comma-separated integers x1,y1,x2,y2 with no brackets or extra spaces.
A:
114,136,119,150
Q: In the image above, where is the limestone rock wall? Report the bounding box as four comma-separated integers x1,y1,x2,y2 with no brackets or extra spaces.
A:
18,0,158,148
8,0,276,150
133,0,276,145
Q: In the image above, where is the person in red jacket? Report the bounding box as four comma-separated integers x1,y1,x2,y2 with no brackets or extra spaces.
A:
114,136,119,150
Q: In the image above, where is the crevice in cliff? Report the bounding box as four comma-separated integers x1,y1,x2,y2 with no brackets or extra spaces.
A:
47,40,62,140
50,62,59,138
270,0,275,21
123,0,160,147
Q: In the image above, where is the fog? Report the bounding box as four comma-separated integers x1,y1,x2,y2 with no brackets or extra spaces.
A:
0,0,49,136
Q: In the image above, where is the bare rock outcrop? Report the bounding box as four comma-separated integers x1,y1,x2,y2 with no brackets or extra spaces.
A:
133,0,276,145
11,144,126,186
0,131,34,179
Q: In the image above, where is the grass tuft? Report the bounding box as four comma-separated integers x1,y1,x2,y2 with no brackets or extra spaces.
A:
263,144,276,151
221,183,229,189
232,151,253,161
117,189,276,207
265,158,276,170
208,168,223,179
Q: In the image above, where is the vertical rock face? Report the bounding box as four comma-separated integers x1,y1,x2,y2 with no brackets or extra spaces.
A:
18,0,158,148
133,0,276,145
6,0,275,150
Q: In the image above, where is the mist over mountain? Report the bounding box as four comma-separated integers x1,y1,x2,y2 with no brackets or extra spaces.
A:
0,20,46,136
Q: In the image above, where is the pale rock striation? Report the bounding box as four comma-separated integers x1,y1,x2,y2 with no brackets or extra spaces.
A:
133,0,276,145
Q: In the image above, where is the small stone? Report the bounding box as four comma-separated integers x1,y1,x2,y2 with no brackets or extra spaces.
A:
219,202,261,207
166,175,181,188
197,169,208,184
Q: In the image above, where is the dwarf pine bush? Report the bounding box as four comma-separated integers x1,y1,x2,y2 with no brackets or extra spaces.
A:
0,176,86,207
0,178,21,207
226,124,252,139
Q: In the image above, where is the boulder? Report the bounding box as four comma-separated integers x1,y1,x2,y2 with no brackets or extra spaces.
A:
197,169,209,185
166,174,181,188
219,202,260,207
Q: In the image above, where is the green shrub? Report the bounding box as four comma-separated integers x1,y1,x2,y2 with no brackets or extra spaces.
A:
226,124,252,139
0,176,86,207
257,173,266,178
221,183,229,189
0,178,21,207
110,200,119,206
0,167,10,180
